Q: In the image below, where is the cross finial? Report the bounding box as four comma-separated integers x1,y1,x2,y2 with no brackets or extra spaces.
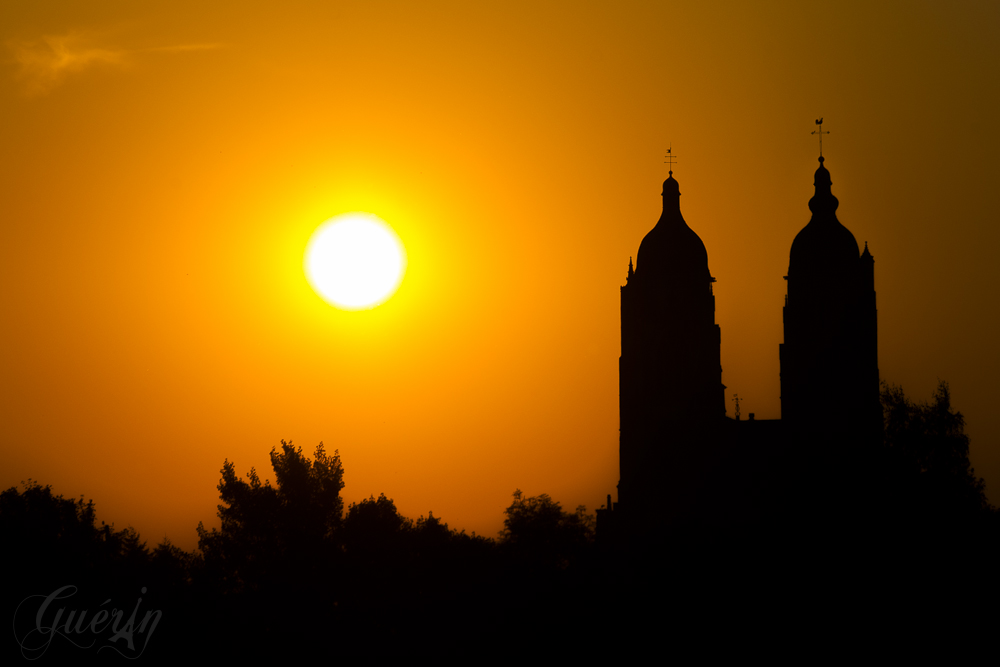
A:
812,118,829,157
663,144,677,176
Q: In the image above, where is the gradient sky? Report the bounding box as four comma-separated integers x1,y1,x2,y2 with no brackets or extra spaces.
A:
3,1,998,549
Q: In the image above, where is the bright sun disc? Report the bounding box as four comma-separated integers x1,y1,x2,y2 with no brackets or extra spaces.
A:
304,212,407,310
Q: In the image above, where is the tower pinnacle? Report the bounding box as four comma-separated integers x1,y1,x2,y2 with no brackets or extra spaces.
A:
664,145,677,176
812,118,829,157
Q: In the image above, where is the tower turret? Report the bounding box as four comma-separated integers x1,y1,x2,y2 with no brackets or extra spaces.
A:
618,170,725,517
780,157,880,442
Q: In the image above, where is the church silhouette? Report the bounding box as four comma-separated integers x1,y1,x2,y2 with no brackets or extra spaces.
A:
599,148,882,542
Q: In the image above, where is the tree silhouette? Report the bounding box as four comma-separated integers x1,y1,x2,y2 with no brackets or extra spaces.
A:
0,480,99,556
0,479,172,626
196,440,344,595
881,381,991,519
499,490,594,570
271,440,345,540
342,492,412,563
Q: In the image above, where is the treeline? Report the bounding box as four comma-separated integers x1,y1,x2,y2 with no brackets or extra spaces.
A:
3,382,998,659
2,442,599,659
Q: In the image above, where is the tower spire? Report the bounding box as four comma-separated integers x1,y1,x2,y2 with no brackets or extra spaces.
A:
812,118,829,158
664,144,677,176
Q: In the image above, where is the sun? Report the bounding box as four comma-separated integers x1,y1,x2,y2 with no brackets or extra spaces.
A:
304,212,407,310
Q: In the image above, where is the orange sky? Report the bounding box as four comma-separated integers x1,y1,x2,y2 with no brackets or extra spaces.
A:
2,1,999,550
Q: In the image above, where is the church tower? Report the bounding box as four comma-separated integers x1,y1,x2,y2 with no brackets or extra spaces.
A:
617,171,726,524
779,155,881,443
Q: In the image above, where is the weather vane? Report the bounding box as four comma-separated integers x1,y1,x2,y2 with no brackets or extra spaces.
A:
812,118,829,157
664,144,677,175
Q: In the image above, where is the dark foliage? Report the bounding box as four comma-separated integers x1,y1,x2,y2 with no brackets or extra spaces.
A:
196,440,344,596
344,492,411,547
880,381,990,517
0,481,193,661
499,489,594,570
0,480,154,592
5,409,997,660
189,442,505,658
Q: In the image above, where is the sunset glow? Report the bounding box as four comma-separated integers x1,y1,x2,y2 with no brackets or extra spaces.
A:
2,0,999,557
304,212,406,310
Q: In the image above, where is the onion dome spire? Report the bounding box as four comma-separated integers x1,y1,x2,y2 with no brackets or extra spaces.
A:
634,168,711,285
808,156,840,216
788,155,860,283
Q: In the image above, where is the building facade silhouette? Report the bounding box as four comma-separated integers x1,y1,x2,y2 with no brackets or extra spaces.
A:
599,155,880,539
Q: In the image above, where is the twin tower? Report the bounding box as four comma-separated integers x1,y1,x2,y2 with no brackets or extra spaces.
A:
609,155,881,533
